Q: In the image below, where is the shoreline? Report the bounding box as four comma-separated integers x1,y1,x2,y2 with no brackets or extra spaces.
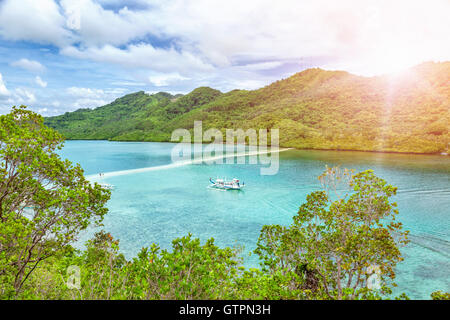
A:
63,138,449,157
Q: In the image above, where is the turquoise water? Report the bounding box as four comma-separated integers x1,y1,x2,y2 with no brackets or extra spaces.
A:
59,140,450,299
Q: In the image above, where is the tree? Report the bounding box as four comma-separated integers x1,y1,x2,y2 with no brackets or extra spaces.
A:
124,234,240,299
0,106,110,296
63,231,127,300
430,291,450,300
256,166,409,299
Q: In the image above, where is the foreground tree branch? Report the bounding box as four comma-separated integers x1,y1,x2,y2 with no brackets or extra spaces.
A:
0,106,111,295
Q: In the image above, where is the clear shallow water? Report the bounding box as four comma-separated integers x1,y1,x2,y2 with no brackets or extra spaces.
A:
59,140,450,299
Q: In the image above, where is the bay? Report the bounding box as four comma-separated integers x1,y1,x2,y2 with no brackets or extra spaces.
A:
58,140,450,299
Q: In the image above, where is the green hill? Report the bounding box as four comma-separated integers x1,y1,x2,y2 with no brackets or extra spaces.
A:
45,62,450,154
44,87,221,141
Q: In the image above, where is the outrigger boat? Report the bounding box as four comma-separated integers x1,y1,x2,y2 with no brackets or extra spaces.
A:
209,177,245,190
99,183,115,190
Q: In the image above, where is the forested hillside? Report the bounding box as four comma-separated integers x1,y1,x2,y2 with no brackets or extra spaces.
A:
44,87,221,141
45,62,450,154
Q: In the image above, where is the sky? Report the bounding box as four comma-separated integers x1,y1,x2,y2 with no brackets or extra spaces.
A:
0,0,449,116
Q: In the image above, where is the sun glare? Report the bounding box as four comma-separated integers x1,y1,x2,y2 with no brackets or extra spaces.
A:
361,47,424,77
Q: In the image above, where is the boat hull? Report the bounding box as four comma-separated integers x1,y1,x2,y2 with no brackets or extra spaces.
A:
209,178,245,190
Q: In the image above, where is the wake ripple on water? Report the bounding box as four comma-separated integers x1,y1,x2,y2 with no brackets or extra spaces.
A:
405,233,450,259
398,188,450,196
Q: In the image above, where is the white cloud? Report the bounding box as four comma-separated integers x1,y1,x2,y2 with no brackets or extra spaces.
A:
14,88,36,105
65,0,450,77
66,86,105,98
72,98,108,109
11,59,46,73
2,0,449,78
234,61,285,72
0,0,71,46
96,0,150,6
65,86,127,110
148,73,189,87
61,43,213,75
0,74,36,108
0,73,11,98
111,81,147,86
35,76,48,88
143,0,450,75
60,0,157,46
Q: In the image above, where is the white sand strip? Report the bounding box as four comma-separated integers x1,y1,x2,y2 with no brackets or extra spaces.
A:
87,147,292,180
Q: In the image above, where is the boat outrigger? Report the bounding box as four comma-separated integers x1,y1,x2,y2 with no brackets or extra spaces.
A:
99,183,115,190
209,177,245,190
